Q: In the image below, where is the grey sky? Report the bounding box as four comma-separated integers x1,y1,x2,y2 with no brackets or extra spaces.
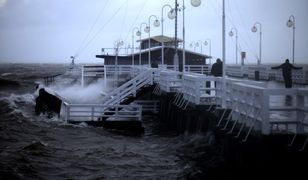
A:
0,0,307,64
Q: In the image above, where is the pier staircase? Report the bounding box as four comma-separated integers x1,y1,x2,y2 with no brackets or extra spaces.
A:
61,68,154,129
99,69,154,120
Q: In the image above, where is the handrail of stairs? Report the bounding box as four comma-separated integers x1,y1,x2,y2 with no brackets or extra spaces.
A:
101,69,153,107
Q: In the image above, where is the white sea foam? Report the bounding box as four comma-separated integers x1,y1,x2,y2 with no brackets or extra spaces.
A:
54,79,107,104
1,72,12,77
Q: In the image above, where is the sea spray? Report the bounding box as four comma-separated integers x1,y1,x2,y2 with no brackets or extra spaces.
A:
53,78,108,104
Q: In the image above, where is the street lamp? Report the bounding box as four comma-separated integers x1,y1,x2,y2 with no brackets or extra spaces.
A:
114,39,124,87
131,27,139,66
287,15,295,64
195,40,203,53
174,0,201,72
191,0,202,7
204,39,211,64
229,27,238,64
189,41,197,51
136,22,148,65
251,22,262,65
161,4,175,67
147,15,160,67
189,41,202,53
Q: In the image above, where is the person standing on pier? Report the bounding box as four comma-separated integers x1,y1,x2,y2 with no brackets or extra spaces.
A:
210,58,223,91
211,58,223,77
271,59,302,88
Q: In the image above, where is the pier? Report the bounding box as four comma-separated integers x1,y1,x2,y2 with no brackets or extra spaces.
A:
56,64,308,149
33,63,308,177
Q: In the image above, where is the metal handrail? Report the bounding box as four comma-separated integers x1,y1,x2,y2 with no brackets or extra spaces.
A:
62,102,142,122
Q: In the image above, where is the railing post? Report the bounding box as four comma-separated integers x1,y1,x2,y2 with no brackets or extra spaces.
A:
261,89,270,135
66,105,70,122
296,90,305,133
81,65,84,87
115,106,118,118
139,106,142,121
150,71,153,85
154,101,157,113
133,80,136,97
91,106,94,121
196,79,201,104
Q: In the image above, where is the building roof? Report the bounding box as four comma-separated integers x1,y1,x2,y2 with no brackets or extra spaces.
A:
137,35,183,43
96,46,211,59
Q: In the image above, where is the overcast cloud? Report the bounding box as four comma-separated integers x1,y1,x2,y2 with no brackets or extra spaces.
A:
0,0,307,64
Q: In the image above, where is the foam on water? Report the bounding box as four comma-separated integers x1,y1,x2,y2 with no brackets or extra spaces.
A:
52,79,106,104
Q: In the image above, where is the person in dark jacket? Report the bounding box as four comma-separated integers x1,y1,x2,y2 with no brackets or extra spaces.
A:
211,58,223,77
271,59,302,88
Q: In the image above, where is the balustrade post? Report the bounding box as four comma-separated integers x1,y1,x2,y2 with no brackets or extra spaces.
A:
196,79,201,104
91,106,94,121
81,65,84,87
139,106,142,121
66,105,70,122
261,89,270,134
133,80,136,97
296,90,305,133
115,106,119,118
150,71,154,85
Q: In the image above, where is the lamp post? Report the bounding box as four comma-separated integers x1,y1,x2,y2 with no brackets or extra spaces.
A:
136,22,148,66
131,27,139,66
287,15,295,64
189,41,196,51
251,22,262,65
204,39,211,64
229,27,238,64
161,4,175,67
180,0,202,72
114,39,124,87
195,40,203,53
147,15,160,67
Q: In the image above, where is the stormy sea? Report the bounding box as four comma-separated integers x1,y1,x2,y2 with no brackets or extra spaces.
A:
0,63,225,180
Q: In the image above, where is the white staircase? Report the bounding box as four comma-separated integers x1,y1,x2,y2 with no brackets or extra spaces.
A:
101,68,154,107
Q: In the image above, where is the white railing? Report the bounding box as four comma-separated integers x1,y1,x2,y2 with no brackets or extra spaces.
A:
225,83,264,139
181,73,217,105
61,102,142,122
226,64,308,84
104,65,132,76
273,69,308,84
101,68,154,106
158,70,182,93
222,83,308,136
133,100,160,113
185,65,210,74
247,65,271,80
81,65,106,87
265,88,308,134
158,65,210,74
225,65,245,77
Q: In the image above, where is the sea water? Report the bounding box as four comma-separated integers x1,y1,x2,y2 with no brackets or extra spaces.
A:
0,63,224,180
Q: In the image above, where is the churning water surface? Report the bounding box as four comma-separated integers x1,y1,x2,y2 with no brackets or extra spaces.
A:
0,64,224,180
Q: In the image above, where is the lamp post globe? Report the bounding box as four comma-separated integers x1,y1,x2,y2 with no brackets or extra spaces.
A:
144,26,150,33
136,31,141,36
191,0,201,7
287,19,293,28
251,26,257,33
154,19,160,27
168,10,176,19
229,31,234,37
